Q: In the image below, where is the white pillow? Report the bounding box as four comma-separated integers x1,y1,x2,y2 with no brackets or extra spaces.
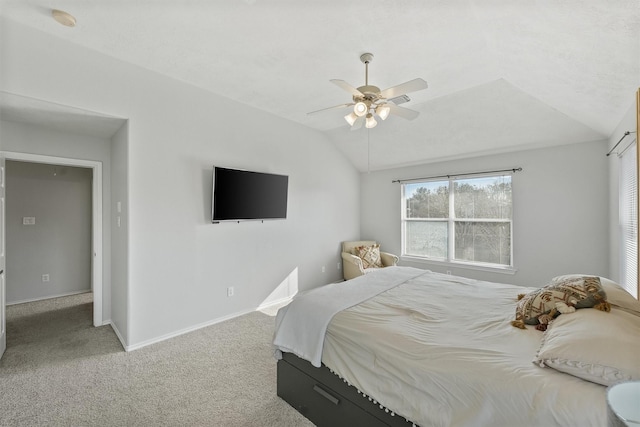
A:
551,274,640,316
534,307,640,386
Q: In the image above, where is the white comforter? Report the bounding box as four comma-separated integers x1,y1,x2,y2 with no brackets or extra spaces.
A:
273,266,425,366
274,267,608,427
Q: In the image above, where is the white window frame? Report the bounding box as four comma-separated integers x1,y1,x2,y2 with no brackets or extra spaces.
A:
401,173,515,274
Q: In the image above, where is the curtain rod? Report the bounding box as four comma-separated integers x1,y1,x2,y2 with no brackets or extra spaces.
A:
607,131,637,157
392,167,522,184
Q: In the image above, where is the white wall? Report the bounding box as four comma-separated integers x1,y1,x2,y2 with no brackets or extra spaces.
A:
110,122,129,344
0,19,360,348
360,140,610,287
5,161,92,303
608,101,637,283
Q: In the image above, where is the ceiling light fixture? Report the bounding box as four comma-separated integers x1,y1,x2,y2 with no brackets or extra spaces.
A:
365,113,377,129
52,9,76,27
376,104,390,120
309,53,428,130
353,101,368,117
344,112,358,126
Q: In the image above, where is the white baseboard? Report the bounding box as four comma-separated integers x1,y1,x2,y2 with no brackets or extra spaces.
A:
7,289,91,306
125,307,256,352
105,320,128,351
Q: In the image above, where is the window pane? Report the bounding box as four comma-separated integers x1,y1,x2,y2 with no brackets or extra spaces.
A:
406,221,448,258
405,181,449,218
454,176,511,219
454,221,511,265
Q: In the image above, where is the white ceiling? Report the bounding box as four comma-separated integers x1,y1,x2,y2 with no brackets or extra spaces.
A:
1,1,638,171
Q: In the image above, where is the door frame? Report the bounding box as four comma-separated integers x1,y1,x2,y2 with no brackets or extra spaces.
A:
1,151,103,327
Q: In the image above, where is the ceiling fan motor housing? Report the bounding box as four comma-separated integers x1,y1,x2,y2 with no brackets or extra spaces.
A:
355,85,382,99
354,84,383,115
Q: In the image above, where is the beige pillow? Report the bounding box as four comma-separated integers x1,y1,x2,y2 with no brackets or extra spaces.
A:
552,274,640,316
534,308,640,386
355,244,383,269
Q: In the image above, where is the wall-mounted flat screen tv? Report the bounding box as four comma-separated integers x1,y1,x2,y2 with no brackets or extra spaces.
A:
212,166,288,223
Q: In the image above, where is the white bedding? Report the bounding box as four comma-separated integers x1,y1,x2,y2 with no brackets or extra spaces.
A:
273,266,425,366
275,267,609,426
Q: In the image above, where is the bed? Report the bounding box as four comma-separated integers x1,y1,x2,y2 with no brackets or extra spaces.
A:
273,266,640,427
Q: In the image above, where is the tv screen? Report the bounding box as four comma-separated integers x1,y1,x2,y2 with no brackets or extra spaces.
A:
212,166,288,223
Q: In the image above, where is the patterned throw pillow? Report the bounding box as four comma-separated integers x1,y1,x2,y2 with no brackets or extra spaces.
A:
511,276,610,329
356,244,383,269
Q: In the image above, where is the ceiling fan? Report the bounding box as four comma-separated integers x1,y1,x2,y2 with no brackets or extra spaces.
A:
308,53,428,130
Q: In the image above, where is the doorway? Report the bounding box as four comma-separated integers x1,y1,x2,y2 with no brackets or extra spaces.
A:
2,152,103,326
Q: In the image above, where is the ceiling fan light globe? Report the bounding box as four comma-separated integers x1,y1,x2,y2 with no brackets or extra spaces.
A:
376,104,391,120
365,114,377,129
354,102,368,117
344,112,358,126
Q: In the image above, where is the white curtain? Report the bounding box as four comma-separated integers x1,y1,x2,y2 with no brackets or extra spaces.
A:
619,140,638,297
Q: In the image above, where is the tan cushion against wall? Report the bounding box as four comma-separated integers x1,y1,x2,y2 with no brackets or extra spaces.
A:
342,240,377,255
355,244,383,269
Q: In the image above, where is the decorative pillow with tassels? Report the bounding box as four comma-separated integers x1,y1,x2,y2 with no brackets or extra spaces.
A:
355,244,383,269
511,276,610,330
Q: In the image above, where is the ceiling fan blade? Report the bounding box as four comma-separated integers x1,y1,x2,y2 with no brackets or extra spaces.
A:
379,78,428,99
350,116,365,131
388,104,420,120
330,79,364,97
307,103,353,115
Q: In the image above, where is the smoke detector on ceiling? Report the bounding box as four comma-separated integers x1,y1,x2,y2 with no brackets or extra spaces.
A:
52,9,76,27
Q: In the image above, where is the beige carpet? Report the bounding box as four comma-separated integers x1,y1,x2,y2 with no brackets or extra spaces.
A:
0,293,313,427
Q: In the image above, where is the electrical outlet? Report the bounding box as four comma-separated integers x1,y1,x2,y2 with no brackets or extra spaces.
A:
23,217,36,225
337,262,341,270
42,274,50,282
322,266,326,273
227,286,234,297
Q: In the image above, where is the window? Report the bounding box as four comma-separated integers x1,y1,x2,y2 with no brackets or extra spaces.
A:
619,141,637,297
402,174,513,269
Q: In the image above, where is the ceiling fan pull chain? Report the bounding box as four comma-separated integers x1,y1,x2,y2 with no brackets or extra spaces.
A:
367,128,371,173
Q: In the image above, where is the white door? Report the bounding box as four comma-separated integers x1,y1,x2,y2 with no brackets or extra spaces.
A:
0,155,6,359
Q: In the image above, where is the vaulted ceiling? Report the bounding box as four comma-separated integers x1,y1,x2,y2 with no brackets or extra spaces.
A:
1,1,638,171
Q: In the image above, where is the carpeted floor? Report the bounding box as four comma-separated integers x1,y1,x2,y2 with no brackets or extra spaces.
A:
0,293,314,427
